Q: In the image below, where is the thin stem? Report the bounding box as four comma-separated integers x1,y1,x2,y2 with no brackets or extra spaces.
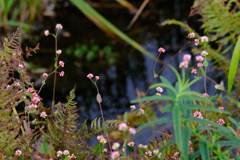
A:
204,66,207,93
92,80,112,151
38,71,56,94
52,34,58,107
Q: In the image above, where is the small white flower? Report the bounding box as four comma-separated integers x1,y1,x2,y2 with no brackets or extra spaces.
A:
18,63,24,69
56,49,62,55
200,36,209,43
130,105,136,110
128,127,137,135
56,150,63,157
15,149,22,157
44,30,49,36
97,135,107,144
118,123,128,131
56,24,63,30
156,87,163,93
187,32,195,39
127,141,135,147
112,142,120,150
40,111,47,118
153,149,159,155
139,108,145,114
201,50,208,56
63,149,70,155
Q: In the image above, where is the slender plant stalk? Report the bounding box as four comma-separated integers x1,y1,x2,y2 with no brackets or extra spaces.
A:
92,81,112,151
52,34,58,107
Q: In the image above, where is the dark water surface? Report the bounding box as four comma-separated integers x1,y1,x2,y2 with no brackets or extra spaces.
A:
29,0,199,121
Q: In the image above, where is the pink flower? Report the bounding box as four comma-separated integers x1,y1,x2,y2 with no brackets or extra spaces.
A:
202,92,209,97
200,36,209,43
183,54,191,62
197,62,203,68
195,55,204,62
179,61,189,69
56,24,63,30
191,68,197,74
217,118,225,126
87,73,94,79
32,93,41,105
25,104,38,111
56,49,62,55
193,111,203,119
18,63,24,69
158,47,166,54
218,106,224,111
59,61,64,67
95,76,100,81
44,30,49,36
26,87,34,93
129,127,137,135
15,149,22,157
156,87,163,93
42,73,48,79
40,111,47,118
111,151,120,160
118,122,128,131
59,71,64,77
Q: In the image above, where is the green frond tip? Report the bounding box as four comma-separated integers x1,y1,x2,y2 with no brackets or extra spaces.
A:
160,19,195,33
228,36,240,94
66,87,77,108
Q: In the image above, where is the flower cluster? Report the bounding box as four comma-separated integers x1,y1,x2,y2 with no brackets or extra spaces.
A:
156,86,163,96
97,135,107,144
179,54,191,69
87,73,100,81
56,149,76,160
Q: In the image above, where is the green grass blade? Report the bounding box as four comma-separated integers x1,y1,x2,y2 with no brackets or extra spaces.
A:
70,0,154,59
199,140,210,160
228,36,240,94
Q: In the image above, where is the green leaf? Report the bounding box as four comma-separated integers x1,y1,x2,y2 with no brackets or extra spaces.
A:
39,140,49,154
228,36,240,94
69,0,154,59
131,95,173,103
172,105,183,153
199,140,210,160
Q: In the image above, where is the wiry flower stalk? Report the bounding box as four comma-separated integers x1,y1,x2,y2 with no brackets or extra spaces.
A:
87,74,112,151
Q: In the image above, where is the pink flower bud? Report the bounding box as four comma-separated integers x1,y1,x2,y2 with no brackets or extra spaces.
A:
158,47,166,53
59,61,64,67
95,76,100,81
44,30,49,36
59,71,64,77
42,73,48,79
217,118,225,126
56,49,62,55
56,24,63,30
87,73,94,79
183,54,191,62
195,55,204,62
